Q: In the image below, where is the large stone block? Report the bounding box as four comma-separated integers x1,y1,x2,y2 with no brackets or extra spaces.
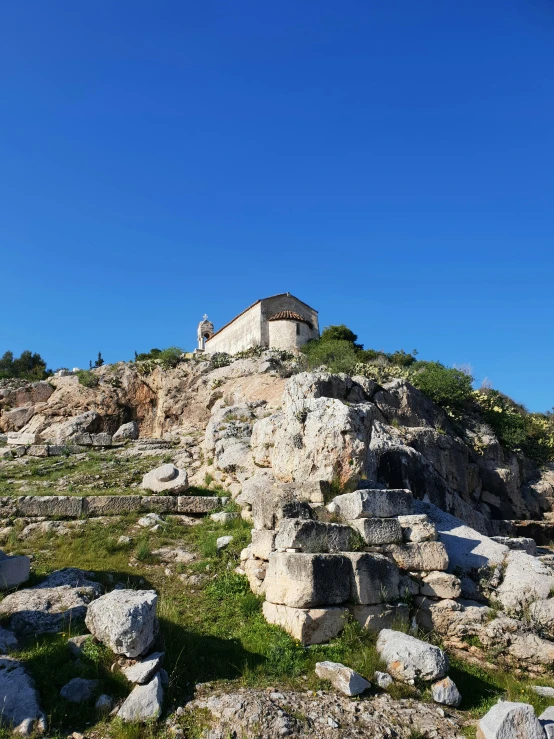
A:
85,589,158,658
27,445,49,457
113,421,139,442
331,489,413,520
351,518,402,546
346,552,400,605
274,519,357,553
140,496,177,513
420,572,461,599
177,496,221,514
315,661,371,696
84,496,142,516
386,541,449,571
91,433,112,447
478,701,544,739
264,552,351,608
16,495,83,518
0,551,30,589
397,514,437,543
350,603,410,632
262,601,348,645
376,629,449,683
251,529,276,560
7,432,37,445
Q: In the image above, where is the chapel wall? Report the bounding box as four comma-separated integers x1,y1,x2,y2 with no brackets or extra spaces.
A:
205,303,263,355
260,295,319,346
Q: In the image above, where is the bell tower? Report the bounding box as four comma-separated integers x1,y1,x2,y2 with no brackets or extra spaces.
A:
197,314,214,351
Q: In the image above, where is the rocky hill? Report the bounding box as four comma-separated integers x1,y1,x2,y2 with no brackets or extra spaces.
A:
2,353,554,738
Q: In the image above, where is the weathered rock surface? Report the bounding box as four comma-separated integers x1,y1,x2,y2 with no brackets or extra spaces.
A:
350,517,402,545
118,673,164,722
314,661,371,696
386,541,449,571
274,519,357,553
376,629,449,683
0,657,46,735
113,421,139,442
122,652,164,684
478,700,545,739
350,603,410,632
431,676,461,707
330,489,413,520
0,569,102,634
262,602,348,645
347,552,400,605
60,678,99,703
85,589,158,658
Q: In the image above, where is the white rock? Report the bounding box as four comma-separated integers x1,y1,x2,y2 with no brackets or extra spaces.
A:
376,629,449,683
478,701,544,739
85,589,158,658
216,536,233,550
533,686,554,698
138,513,166,528
264,552,351,608
0,656,46,735
251,530,276,560
374,671,393,689
420,572,461,599
397,514,437,543
113,422,139,442
117,673,164,722
386,541,449,572
315,661,371,696
431,676,461,707
540,706,554,739
122,652,164,684
330,489,413,520
262,601,348,645
142,464,188,494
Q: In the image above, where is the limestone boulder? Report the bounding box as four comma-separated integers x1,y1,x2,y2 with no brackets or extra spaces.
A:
113,421,139,442
0,626,18,653
432,677,461,707
264,552,351,608
314,661,371,696
274,519,358,553
122,652,164,685
330,489,413,520
529,599,554,639
478,701,545,739
85,589,158,658
347,553,400,605
44,411,102,442
251,530,276,560
0,657,46,735
376,629,449,683
373,379,450,430
540,706,554,739
117,673,164,722
262,602,348,645
142,464,188,495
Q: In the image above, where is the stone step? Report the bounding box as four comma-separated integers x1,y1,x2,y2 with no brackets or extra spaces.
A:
0,495,226,519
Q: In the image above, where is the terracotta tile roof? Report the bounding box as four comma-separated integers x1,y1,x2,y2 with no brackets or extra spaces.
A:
269,310,306,322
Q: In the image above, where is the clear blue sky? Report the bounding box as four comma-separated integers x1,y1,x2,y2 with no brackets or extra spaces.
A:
1,1,553,411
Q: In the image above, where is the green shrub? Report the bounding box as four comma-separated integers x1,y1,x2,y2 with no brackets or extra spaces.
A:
301,338,359,375
76,369,99,388
410,362,474,416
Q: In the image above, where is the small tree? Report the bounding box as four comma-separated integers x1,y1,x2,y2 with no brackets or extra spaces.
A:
94,352,104,368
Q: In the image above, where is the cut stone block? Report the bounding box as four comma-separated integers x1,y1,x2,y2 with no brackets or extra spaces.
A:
350,518,402,546
91,433,112,447
16,495,83,518
346,552,400,605
140,496,178,513
84,496,143,516
420,572,461,599
251,529,276,560
275,519,357,553
386,541,449,571
7,432,37,445
0,551,30,589
177,496,221,514
315,661,371,696
262,601,348,645
331,489,413,520
397,514,437,543
350,603,410,632
118,673,164,722
264,552,351,608
432,676,461,707
27,445,49,457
